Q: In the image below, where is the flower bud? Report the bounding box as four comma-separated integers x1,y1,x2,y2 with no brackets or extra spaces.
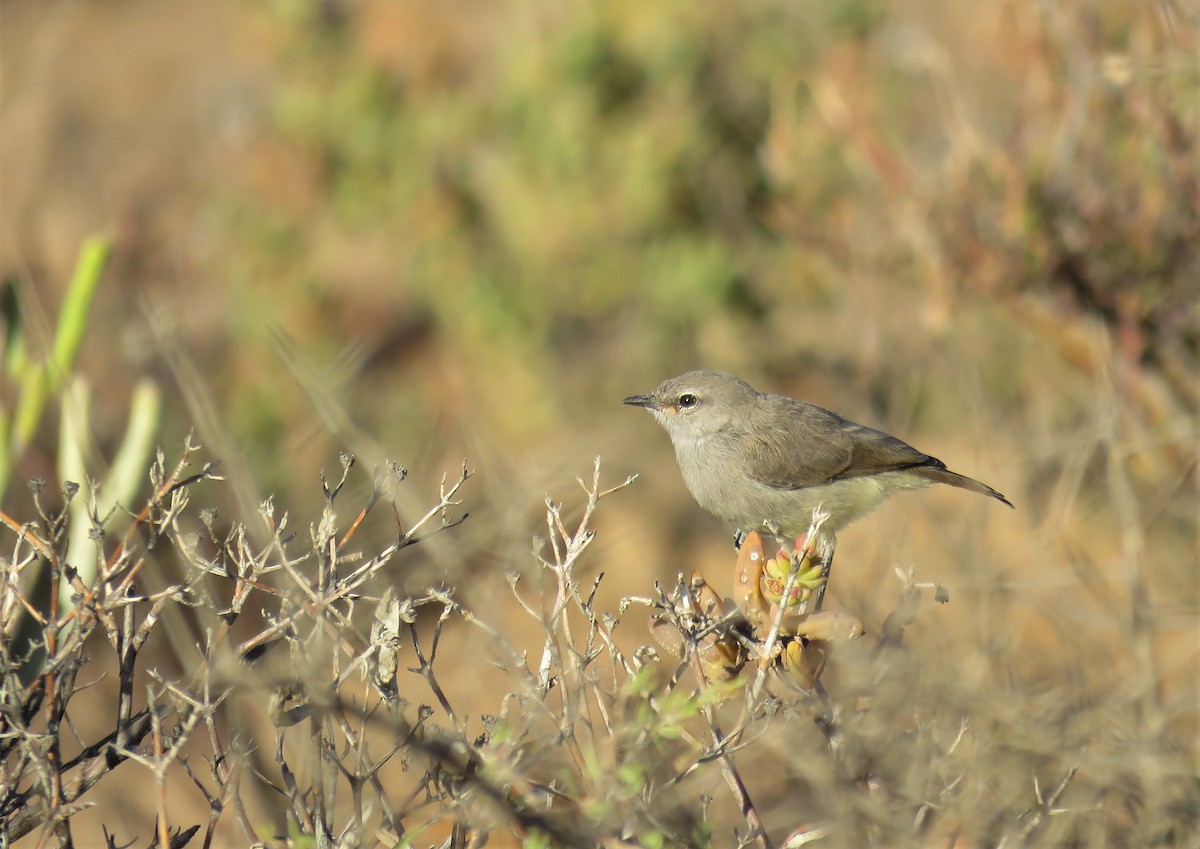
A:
760,542,825,607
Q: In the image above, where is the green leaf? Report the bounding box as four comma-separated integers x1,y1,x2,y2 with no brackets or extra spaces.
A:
50,236,110,386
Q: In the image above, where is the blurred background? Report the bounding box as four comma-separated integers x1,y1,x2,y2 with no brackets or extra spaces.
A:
2,0,1197,843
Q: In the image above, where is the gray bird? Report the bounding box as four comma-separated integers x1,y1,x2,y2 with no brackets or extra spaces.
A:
623,370,1012,552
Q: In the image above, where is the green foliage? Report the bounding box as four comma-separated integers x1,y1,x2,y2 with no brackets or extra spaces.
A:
58,376,161,605
225,3,814,386
0,237,110,498
1,236,161,654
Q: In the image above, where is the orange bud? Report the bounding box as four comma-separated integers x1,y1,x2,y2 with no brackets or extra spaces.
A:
648,612,685,659
689,571,723,618
732,532,773,629
697,632,747,682
790,610,865,641
779,637,827,689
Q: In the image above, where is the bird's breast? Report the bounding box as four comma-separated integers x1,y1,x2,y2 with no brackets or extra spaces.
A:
673,433,747,519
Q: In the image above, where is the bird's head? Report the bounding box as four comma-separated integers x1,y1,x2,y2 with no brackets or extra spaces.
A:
623,370,757,442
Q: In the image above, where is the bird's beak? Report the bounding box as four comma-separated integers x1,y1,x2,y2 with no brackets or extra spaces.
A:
622,393,662,410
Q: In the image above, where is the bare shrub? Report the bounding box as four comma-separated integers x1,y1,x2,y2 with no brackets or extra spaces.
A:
3,445,1196,848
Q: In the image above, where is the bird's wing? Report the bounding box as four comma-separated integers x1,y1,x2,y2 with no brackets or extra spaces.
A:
742,398,935,490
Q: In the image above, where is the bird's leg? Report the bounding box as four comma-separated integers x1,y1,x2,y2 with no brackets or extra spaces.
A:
808,534,836,613
732,528,746,551
760,521,786,552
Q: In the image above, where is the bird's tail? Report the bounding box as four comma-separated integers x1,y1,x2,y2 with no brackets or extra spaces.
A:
914,464,1014,509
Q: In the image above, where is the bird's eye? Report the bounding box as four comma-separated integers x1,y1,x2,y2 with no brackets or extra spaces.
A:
678,394,699,409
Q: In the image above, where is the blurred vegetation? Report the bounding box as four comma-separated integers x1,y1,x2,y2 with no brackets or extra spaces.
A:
218,0,1195,441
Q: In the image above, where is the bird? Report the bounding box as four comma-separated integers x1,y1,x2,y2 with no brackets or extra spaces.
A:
623,369,1012,557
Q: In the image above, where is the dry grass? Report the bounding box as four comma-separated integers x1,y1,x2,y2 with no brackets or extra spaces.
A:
2,434,1195,847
